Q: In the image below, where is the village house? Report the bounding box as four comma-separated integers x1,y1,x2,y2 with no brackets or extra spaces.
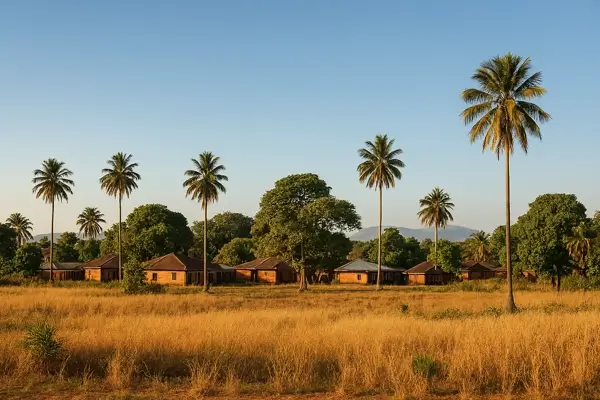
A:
144,253,234,286
39,262,84,281
334,259,405,285
460,261,497,280
233,257,296,284
406,261,453,285
81,254,120,282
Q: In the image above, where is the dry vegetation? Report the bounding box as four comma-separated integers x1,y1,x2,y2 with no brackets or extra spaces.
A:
1,283,600,399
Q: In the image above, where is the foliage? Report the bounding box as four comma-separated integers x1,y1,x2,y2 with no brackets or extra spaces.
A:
189,212,253,260
364,228,426,268
427,239,462,274
76,207,106,239
23,322,62,363
12,243,43,276
489,225,519,267
0,223,18,262
357,134,405,190
37,236,50,249
215,238,255,266
514,194,587,277
252,173,361,280
463,231,492,263
125,204,194,261
122,258,148,294
6,213,33,247
420,238,434,257
76,239,101,262
55,232,79,262
417,187,455,242
100,153,141,199
565,221,596,274
100,223,127,258
32,159,75,204
183,152,228,208
412,355,439,379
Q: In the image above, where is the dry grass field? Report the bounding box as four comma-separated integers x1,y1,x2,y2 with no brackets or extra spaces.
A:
1,282,600,399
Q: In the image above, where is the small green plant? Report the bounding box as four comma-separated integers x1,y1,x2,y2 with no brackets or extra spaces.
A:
411,354,439,380
482,306,504,317
23,322,62,363
123,258,148,294
400,304,409,313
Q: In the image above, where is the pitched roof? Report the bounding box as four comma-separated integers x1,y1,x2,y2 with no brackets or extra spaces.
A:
234,257,292,270
334,259,404,272
40,262,83,271
406,261,446,274
144,253,223,272
461,261,496,271
81,254,119,270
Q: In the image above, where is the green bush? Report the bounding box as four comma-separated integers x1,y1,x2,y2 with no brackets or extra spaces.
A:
123,258,148,294
23,322,62,363
412,354,439,379
561,275,600,291
12,243,43,276
400,304,409,313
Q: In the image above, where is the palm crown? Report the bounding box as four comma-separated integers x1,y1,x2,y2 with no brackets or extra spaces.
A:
6,213,33,246
357,134,405,189
100,153,141,198
566,221,595,270
417,187,455,228
183,152,228,207
465,231,491,263
76,207,106,239
460,53,551,157
32,158,74,204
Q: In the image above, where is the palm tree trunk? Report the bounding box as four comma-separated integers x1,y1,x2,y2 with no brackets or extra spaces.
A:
376,186,382,290
203,202,208,292
50,197,54,283
505,150,517,312
118,194,122,281
434,219,438,270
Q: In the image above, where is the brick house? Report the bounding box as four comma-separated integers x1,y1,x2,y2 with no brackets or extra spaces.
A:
233,257,296,284
81,254,120,282
406,261,453,285
144,253,233,286
334,259,405,285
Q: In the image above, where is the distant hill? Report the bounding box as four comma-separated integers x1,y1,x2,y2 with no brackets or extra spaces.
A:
30,232,105,242
349,225,478,242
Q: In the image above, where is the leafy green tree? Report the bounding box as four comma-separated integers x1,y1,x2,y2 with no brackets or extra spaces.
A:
32,158,74,281
252,173,361,290
123,258,148,294
76,207,106,239
38,236,50,249
55,232,79,262
100,222,127,258
183,152,228,292
514,194,586,291
427,239,462,274
12,243,43,276
566,221,596,276
347,241,372,261
215,237,255,266
6,213,33,247
357,134,405,290
461,54,551,311
125,204,194,261
0,224,18,268
76,239,101,262
420,238,434,258
189,212,253,260
366,228,426,269
463,231,492,263
417,188,454,263
100,152,141,280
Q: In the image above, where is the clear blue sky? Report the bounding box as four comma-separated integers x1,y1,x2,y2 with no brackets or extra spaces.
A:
1,0,598,235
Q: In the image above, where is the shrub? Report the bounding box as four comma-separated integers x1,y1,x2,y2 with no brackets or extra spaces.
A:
12,243,43,276
411,354,439,380
561,275,600,291
123,258,148,294
23,322,62,363
400,304,409,313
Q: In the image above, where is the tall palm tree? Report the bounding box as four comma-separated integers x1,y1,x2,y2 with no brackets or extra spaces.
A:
32,159,74,281
461,53,550,312
357,134,405,290
6,213,34,247
417,187,454,265
100,153,141,280
183,152,228,292
76,207,106,240
465,231,491,263
566,221,595,276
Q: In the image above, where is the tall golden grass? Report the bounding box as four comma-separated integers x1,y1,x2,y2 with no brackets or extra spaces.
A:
1,284,600,398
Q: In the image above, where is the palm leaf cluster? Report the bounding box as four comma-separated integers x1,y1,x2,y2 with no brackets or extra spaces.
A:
32,159,74,204
183,152,228,208
6,213,34,247
566,222,596,272
100,153,141,199
417,188,455,229
76,207,106,239
357,134,405,189
464,231,492,263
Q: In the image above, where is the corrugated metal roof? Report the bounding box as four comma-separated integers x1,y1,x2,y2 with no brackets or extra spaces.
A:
40,262,82,271
334,259,403,272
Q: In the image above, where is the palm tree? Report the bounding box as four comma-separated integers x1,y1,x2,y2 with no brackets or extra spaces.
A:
566,221,595,277
464,231,491,263
417,187,454,265
76,207,106,239
6,213,34,247
100,153,141,280
32,159,74,281
357,134,405,290
183,152,228,292
461,53,550,312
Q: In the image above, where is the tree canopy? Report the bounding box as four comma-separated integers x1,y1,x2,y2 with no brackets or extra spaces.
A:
215,237,255,266
55,232,79,262
427,239,462,274
189,212,253,260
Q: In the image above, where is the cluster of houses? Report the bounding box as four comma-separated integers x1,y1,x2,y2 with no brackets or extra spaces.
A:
38,251,509,286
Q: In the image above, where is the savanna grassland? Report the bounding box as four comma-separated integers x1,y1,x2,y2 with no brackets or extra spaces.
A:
1,282,600,399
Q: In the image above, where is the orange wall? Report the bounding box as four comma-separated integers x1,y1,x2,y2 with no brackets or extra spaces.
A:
146,271,186,285
40,270,84,281
257,270,277,283
408,274,426,285
85,268,119,282
236,269,253,281
337,272,368,284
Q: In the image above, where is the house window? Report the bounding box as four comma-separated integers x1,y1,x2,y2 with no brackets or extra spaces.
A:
357,274,362,281
171,272,177,281
152,273,157,281
264,271,268,276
